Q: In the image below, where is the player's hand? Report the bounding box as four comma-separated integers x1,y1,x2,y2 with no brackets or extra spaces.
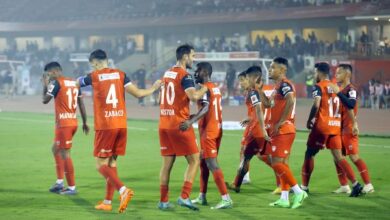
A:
179,120,191,131
82,123,90,135
306,120,313,130
41,73,49,86
152,80,162,90
263,129,271,142
352,122,359,136
328,83,340,93
273,121,283,135
240,119,250,127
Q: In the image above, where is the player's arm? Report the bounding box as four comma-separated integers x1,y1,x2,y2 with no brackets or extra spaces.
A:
254,101,270,141
307,85,321,129
42,76,59,104
179,91,210,131
255,79,273,108
77,91,89,135
125,77,161,98
335,87,359,135
182,74,208,102
274,92,295,134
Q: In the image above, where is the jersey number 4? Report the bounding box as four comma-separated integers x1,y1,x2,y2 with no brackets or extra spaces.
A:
106,84,119,108
66,88,78,109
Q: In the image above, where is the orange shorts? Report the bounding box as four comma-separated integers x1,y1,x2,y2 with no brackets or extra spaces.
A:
54,126,77,149
307,128,342,150
94,128,127,157
269,133,295,158
342,134,359,155
241,134,266,156
159,127,199,156
200,133,222,159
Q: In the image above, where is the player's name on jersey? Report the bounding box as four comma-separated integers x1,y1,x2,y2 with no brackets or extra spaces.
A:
105,110,124,118
99,72,120,81
328,120,341,126
64,80,76,87
59,112,77,119
161,109,175,116
327,86,336,94
212,88,221,95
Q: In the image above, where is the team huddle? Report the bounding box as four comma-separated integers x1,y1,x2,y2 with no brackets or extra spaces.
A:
41,44,374,213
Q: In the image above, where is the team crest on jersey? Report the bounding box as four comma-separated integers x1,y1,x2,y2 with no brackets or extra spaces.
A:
251,94,259,104
163,71,178,79
47,84,55,93
212,88,221,95
282,85,291,94
349,90,357,99
272,145,276,152
64,80,76,87
98,72,120,81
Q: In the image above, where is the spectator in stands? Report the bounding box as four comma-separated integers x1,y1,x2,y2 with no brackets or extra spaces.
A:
225,63,236,99
305,71,314,98
374,80,384,109
384,80,390,109
369,79,375,109
2,69,14,99
360,81,370,108
133,64,147,106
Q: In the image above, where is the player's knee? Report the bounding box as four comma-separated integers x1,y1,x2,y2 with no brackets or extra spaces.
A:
349,154,360,162
205,158,219,172
305,147,319,159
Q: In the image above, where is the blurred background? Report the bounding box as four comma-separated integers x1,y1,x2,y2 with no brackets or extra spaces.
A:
0,0,389,134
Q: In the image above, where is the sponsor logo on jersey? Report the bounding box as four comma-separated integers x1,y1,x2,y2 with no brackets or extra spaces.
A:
282,85,291,94
64,80,76,87
251,94,259,104
211,149,217,154
284,150,289,154
272,145,276,152
160,146,168,150
48,84,55,93
264,90,274,97
349,89,357,99
105,110,124,118
163,71,178,79
212,88,221,95
328,120,341,127
98,72,120,81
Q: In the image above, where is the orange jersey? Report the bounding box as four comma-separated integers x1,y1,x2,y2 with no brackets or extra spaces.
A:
159,66,195,129
269,78,296,135
197,82,222,138
312,80,341,135
79,68,131,130
47,76,80,128
262,84,274,130
340,84,358,134
245,88,264,138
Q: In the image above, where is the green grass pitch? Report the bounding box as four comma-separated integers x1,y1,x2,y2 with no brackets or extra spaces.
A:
0,112,389,220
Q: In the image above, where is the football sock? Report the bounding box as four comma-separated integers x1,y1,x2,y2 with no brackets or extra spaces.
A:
281,191,289,201
354,159,371,184
212,169,228,195
56,179,64,184
105,167,117,201
260,155,280,186
98,165,124,191
291,184,303,194
103,200,112,205
54,153,64,180
200,160,209,194
119,186,126,195
64,157,75,187
222,194,231,201
337,159,357,184
68,186,76,190
180,181,192,199
273,163,298,188
160,185,169,202
301,158,314,187
234,161,249,187
334,161,348,186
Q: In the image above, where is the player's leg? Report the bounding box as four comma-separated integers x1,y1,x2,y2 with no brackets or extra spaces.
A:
95,156,117,211
50,143,64,193
158,155,176,210
58,127,77,195
349,154,374,193
228,153,253,193
332,160,350,194
329,135,363,197
205,158,233,209
181,153,200,199
301,130,322,192
192,157,209,205
257,142,281,194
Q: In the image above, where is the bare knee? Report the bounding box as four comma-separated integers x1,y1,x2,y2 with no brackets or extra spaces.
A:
349,154,360,162
95,157,109,170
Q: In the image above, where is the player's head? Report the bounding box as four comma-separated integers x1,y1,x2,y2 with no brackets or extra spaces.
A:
194,62,212,84
89,49,108,70
245,65,262,87
269,57,288,80
44,61,62,79
335,64,352,84
176,44,195,69
238,70,249,90
314,62,330,82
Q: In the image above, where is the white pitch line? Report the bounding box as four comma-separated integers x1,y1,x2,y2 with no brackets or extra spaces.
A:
1,116,389,149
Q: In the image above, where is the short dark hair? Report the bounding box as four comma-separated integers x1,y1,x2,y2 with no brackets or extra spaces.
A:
89,49,107,61
196,62,213,77
315,62,330,75
338,64,353,73
238,70,247,78
245,65,262,78
273,57,288,68
44,61,62,71
176,44,194,60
